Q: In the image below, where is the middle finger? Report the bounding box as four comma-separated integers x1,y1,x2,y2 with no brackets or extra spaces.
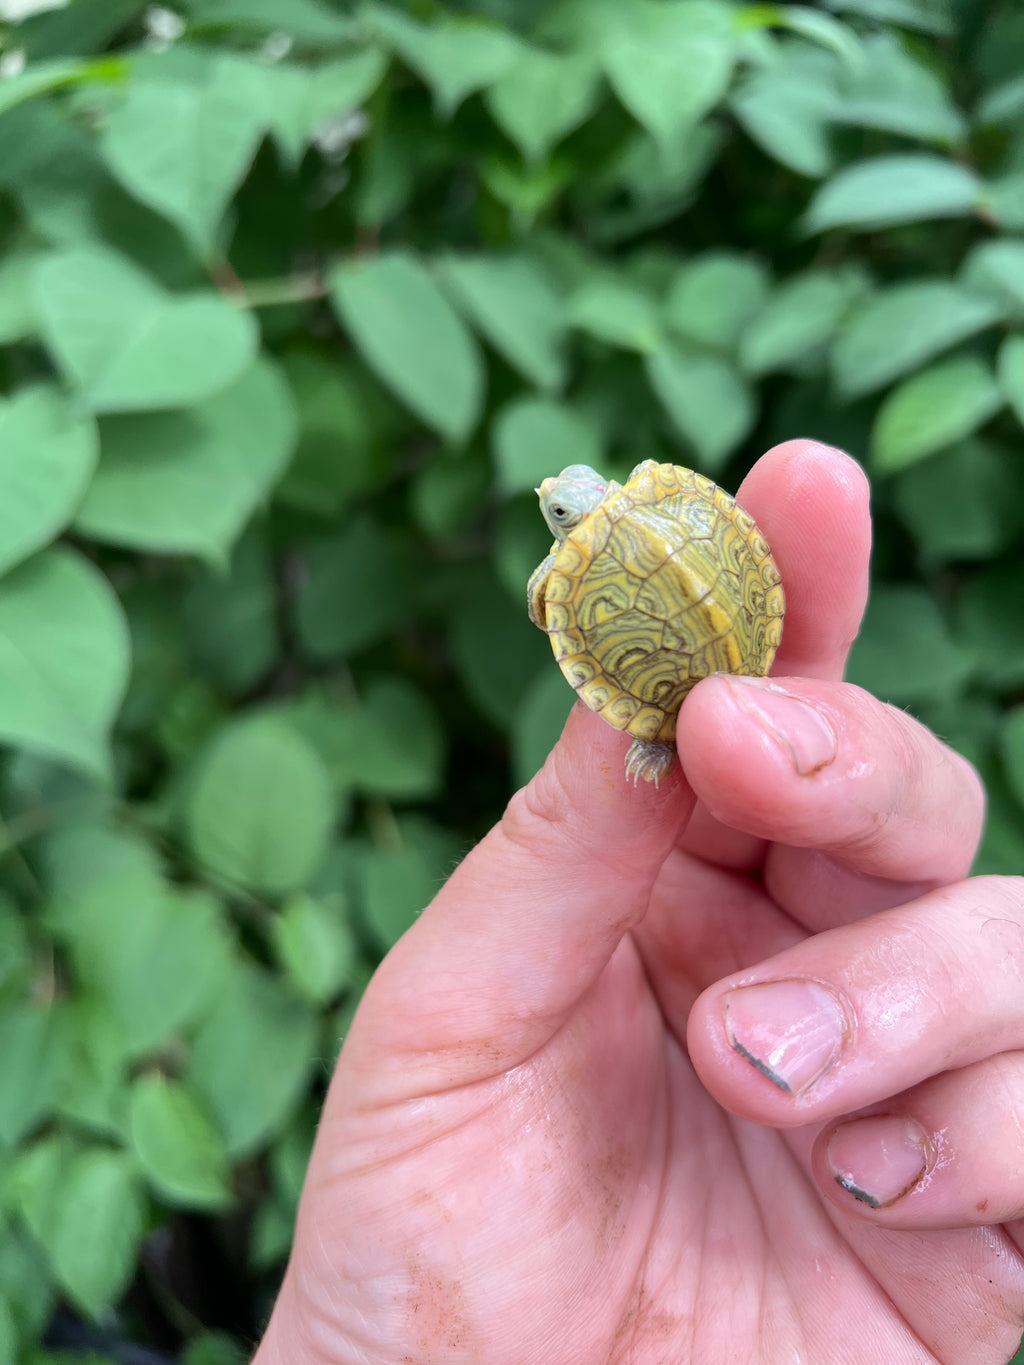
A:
686,874,1024,1130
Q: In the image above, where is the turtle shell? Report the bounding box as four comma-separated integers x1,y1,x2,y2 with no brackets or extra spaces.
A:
538,461,785,744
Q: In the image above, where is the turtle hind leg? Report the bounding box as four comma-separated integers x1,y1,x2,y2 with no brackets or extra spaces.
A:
624,739,675,786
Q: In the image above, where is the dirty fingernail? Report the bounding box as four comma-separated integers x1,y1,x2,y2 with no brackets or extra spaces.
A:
722,979,849,1096
827,1115,932,1208
724,677,838,776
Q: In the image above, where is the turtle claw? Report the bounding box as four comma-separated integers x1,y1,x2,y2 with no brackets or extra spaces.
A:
624,739,675,786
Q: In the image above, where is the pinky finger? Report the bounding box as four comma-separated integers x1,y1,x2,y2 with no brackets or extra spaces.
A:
813,1052,1024,1230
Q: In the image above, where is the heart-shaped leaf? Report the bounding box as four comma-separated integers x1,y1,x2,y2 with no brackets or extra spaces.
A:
100,56,268,257
330,252,484,443
601,0,736,147
0,385,97,576
129,1075,231,1210
0,548,129,779
74,358,297,564
34,247,258,413
184,715,335,895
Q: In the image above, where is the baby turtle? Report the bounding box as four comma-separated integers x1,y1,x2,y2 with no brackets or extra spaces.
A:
528,460,785,784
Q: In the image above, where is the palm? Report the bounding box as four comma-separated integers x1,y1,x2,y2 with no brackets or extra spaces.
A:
296,846,1002,1365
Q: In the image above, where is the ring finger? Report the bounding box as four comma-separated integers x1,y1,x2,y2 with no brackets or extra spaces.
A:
814,1049,1024,1233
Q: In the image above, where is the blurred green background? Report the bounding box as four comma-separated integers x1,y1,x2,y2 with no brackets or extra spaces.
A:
0,0,1022,1359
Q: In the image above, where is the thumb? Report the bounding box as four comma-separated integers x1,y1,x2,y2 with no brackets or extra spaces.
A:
346,703,694,1097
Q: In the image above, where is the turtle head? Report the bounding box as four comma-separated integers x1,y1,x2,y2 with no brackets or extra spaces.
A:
536,464,610,541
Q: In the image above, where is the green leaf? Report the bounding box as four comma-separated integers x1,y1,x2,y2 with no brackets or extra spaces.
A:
0,1228,53,1347
187,962,317,1157
366,5,522,118
0,55,125,118
0,386,97,576
740,267,866,375
54,869,233,1060
601,0,736,147
33,247,259,413
439,253,567,391
570,279,662,352
954,563,1024,692
961,240,1024,316
1002,709,1024,814
184,532,276,693
450,575,550,727
870,355,1004,473
0,1292,15,1365
977,74,1024,127
480,153,573,232
0,248,47,344
831,32,965,144
128,1074,231,1209
645,346,756,471
75,358,296,563
359,846,437,950
997,335,1024,427
819,0,953,36
283,677,445,802
46,1149,144,1318
663,252,771,352
831,281,1002,398
295,516,420,661
495,495,560,603
846,585,972,704
492,397,602,495
0,548,129,779
185,714,334,896
0,900,31,1007
984,172,1024,233
804,154,980,233
182,1332,246,1365
485,46,600,164
330,253,484,443
752,5,863,67
272,893,356,1005
182,0,356,43
275,353,395,520
17,0,146,57
512,666,573,787
100,56,269,256
11,1135,69,1250
731,47,838,177
411,452,491,539
892,441,1022,562
54,1001,128,1138
261,48,387,169
0,1005,66,1149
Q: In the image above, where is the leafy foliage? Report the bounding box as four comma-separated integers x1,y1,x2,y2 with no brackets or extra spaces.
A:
0,0,1021,1359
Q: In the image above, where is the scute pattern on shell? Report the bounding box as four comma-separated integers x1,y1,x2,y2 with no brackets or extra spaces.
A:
538,462,785,745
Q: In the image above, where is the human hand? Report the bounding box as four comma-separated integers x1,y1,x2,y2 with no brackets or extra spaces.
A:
254,441,1024,1365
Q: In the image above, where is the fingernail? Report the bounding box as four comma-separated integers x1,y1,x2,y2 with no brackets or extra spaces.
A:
723,677,838,776
722,979,849,1095
827,1115,932,1208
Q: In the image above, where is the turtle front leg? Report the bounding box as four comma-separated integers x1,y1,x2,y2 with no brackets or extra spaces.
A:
527,553,556,629
624,739,675,785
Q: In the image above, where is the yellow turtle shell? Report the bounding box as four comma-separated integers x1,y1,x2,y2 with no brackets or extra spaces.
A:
530,460,785,769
